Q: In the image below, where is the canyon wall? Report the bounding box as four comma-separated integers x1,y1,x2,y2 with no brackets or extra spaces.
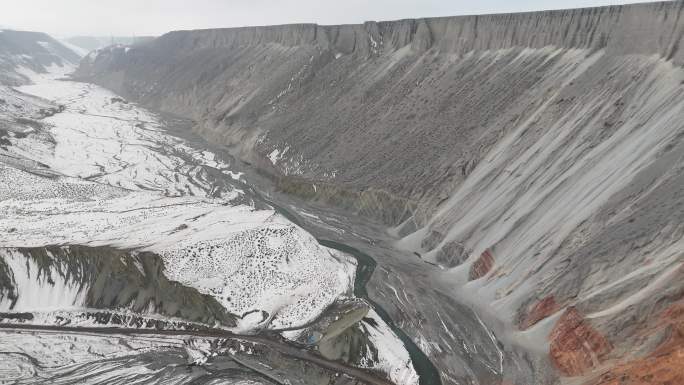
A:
76,2,684,384
75,2,684,225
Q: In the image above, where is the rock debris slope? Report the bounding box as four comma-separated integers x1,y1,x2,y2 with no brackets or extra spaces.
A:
76,2,684,384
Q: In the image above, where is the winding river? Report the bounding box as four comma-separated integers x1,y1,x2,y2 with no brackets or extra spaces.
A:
263,198,442,385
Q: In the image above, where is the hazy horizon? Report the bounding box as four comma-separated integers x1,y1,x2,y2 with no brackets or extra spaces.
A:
2,0,667,37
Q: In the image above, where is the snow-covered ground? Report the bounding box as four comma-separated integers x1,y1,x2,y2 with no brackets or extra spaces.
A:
0,62,418,385
0,248,88,312
0,64,355,332
12,65,242,198
0,331,235,384
359,310,419,385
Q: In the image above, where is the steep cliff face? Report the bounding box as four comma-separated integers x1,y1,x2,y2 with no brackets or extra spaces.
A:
75,1,684,225
75,2,684,384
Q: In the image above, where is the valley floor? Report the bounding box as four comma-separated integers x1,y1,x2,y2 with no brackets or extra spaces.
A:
0,65,421,385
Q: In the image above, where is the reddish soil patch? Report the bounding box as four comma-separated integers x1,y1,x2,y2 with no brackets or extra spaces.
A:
469,248,495,281
520,295,560,330
549,307,612,376
589,302,684,385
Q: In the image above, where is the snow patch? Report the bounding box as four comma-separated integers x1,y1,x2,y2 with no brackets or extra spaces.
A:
0,249,88,312
360,310,418,385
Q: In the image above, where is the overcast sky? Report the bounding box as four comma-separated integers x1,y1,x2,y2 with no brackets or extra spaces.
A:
2,0,664,37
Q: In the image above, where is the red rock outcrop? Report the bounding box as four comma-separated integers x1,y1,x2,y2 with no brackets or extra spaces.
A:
469,249,495,281
549,307,612,376
520,295,560,330
589,302,684,385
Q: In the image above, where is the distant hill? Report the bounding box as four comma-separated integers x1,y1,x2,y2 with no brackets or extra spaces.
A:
0,29,81,85
66,36,155,53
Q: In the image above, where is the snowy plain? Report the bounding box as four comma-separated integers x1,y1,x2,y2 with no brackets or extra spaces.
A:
0,61,421,385
0,64,356,332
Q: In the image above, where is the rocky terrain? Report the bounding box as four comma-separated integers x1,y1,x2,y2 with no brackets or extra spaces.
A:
0,31,418,385
73,1,684,385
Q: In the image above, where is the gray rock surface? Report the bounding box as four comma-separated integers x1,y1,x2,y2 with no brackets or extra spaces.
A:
65,1,684,384
75,2,684,224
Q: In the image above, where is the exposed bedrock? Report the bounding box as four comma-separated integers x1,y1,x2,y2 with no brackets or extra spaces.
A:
75,1,684,225
548,307,612,376
588,300,684,385
469,249,495,281
74,1,684,384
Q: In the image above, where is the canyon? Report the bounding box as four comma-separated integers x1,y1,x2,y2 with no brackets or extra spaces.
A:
1,1,684,385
